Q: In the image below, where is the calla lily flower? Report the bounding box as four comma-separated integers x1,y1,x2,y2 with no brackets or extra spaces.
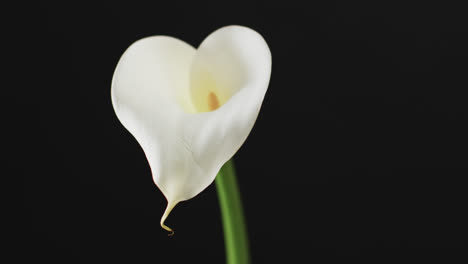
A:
111,25,271,233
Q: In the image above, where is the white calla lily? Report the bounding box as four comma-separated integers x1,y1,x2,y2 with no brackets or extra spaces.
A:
111,25,271,233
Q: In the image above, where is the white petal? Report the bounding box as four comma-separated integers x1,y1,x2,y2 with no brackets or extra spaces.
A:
185,25,272,189
111,26,271,232
111,36,197,232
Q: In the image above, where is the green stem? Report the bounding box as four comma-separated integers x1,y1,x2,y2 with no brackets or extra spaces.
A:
215,159,250,264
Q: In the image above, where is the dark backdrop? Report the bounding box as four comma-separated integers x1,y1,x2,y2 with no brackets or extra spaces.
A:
22,1,468,263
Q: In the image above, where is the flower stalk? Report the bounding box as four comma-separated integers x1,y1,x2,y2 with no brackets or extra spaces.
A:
215,160,250,264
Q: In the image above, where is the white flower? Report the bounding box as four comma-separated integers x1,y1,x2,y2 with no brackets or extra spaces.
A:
111,25,271,233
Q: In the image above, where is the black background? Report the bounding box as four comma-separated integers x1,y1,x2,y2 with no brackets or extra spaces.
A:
22,1,468,263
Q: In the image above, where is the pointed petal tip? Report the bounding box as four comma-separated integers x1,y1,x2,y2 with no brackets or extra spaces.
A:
162,224,175,237
161,220,174,236
160,201,178,236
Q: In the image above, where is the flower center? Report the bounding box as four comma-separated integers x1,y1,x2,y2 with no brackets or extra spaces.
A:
208,92,220,111
189,71,231,113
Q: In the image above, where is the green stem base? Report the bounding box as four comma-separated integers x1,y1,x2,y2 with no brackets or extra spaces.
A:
215,160,250,264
